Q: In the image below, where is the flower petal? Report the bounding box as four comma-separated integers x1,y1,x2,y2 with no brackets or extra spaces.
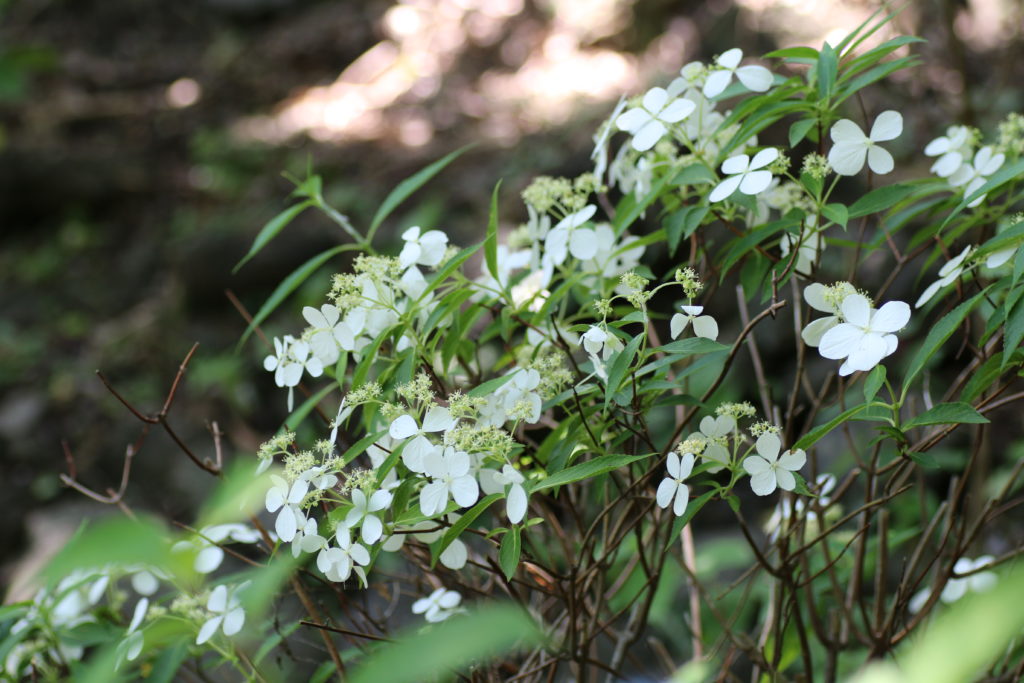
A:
656,478,676,509
831,119,867,144
389,414,419,440
736,65,773,91
616,107,650,133
867,146,894,175
841,294,873,327
631,119,667,151
709,174,743,203
819,323,865,360
869,110,903,142
743,454,770,474
721,154,751,175
756,433,781,461
739,169,773,196
750,470,777,496
507,484,528,524
871,301,910,333
659,97,696,123
828,142,867,176
673,484,690,516
775,469,796,492
702,70,732,98
642,87,669,114
692,315,719,340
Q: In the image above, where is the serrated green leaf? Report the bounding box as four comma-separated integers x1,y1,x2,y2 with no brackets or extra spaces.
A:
533,454,649,492
904,402,988,429
499,525,521,580
234,200,313,273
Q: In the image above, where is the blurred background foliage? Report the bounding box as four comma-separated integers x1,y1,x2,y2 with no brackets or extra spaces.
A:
2,0,1022,595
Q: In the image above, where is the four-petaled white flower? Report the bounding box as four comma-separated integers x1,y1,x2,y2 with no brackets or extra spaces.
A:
827,110,903,176
389,406,456,473
302,304,359,365
709,148,779,203
263,337,324,411
420,447,479,516
399,226,449,269
412,587,463,623
693,415,735,472
615,87,696,152
656,451,694,516
924,125,972,178
703,48,773,98
800,282,855,347
949,145,1005,208
915,245,974,308
265,475,309,542
196,583,247,645
670,305,719,341
481,464,529,524
743,433,806,496
345,489,393,544
818,294,910,376
318,526,371,585
545,204,599,264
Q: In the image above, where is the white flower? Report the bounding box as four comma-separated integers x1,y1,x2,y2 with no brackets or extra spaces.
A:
172,524,262,574
388,406,456,473
263,337,323,412
302,304,358,366
480,464,528,524
299,464,338,491
709,148,779,203
545,204,599,264
345,489,393,544
420,447,479,516
828,111,903,176
510,269,551,312
924,125,973,177
656,451,694,516
915,245,975,308
480,368,543,427
615,87,696,152
942,555,997,603
115,597,148,666
580,325,624,360
670,305,719,341
743,433,806,496
399,226,448,269
318,525,371,585
412,587,463,623
949,145,1005,208
986,246,1017,269
693,415,735,472
801,282,855,347
818,294,910,376
702,48,773,98
265,475,309,542
196,583,247,645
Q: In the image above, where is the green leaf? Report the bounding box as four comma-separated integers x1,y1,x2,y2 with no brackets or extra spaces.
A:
234,200,313,273
788,118,816,147
499,525,521,580
613,174,668,237
764,46,819,61
657,337,729,355
862,365,886,403
282,383,335,432
467,373,517,398
484,180,502,284
349,604,541,683
1003,286,1024,368
533,454,649,492
418,243,481,301
847,183,918,218
238,244,355,348
816,42,838,99
366,145,472,244
45,517,174,583
904,402,988,429
794,404,868,450
665,205,709,256
340,429,389,467
671,163,716,187
904,290,988,388
604,333,644,409
821,202,848,229
435,493,503,563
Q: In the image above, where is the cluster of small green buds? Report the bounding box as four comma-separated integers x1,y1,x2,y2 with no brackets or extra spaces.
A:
170,594,206,621
522,176,574,213
653,139,679,158
822,281,862,313
768,150,790,175
353,254,403,280
435,245,459,269
397,372,434,404
749,421,781,438
677,436,707,456
998,113,1024,156
620,271,651,308
379,401,405,421
258,431,296,459
716,401,757,420
675,267,703,299
446,424,515,460
507,224,532,249
329,272,364,309
529,351,572,398
594,298,613,318
347,381,382,406
284,451,317,481
802,153,831,180
447,391,488,419
509,398,538,422
314,439,335,458
340,468,377,496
